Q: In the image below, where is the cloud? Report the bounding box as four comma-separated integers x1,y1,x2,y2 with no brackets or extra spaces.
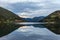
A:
0,0,60,18
0,0,60,40
18,10,53,18
50,0,60,4
0,0,49,3
7,2,41,13
0,0,27,3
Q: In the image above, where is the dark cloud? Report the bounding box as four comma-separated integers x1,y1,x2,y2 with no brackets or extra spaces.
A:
1,0,60,17
7,2,42,13
5,2,60,15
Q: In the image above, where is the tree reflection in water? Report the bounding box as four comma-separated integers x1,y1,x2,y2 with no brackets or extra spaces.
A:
0,23,23,37
43,23,60,34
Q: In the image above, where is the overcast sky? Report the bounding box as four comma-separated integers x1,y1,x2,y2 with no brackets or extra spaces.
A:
0,0,60,18
0,0,60,40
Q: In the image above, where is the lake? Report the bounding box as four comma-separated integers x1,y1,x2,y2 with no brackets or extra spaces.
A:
0,22,60,40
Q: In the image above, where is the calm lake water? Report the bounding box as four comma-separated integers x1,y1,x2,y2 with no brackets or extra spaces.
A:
0,22,60,40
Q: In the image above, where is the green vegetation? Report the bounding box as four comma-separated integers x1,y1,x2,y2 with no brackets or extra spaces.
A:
0,7,24,23
40,10,60,24
0,7,24,37
39,10,60,34
43,24,60,34
0,23,22,37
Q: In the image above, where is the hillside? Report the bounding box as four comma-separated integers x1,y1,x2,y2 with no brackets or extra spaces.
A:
0,7,25,23
39,10,60,23
39,10,60,34
0,7,24,37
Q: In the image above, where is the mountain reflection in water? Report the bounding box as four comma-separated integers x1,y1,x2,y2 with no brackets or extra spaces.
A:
17,22,60,34
43,24,60,34
0,22,60,40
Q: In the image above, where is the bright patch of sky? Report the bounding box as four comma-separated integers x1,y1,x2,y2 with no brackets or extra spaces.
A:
0,0,60,18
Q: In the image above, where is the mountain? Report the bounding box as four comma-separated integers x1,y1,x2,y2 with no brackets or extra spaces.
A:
39,10,60,34
22,18,32,22
33,16,45,22
0,7,25,23
22,16,45,22
0,7,24,37
39,10,60,23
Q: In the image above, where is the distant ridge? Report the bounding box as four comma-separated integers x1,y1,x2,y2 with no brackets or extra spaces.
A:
22,16,45,22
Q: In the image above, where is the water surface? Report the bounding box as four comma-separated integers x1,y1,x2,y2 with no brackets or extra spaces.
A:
0,22,60,40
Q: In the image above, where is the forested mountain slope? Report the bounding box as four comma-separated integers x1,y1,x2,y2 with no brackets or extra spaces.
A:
39,10,60,34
